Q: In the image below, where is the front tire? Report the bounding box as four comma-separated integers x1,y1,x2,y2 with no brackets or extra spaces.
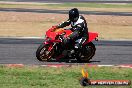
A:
36,44,54,61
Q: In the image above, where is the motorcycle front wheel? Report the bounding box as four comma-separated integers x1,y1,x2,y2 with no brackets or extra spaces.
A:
36,44,54,61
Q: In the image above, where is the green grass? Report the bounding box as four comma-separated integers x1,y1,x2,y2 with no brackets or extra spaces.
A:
0,3,42,8
0,65,131,88
46,3,132,8
0,3,132,8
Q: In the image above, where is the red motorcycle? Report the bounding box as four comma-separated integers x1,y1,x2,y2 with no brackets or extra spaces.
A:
36,26,98,62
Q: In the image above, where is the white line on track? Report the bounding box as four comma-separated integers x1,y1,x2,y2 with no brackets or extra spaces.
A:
3,64,132,68
0,37,132,41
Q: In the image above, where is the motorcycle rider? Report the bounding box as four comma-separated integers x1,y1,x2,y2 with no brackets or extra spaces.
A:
55,8,89,58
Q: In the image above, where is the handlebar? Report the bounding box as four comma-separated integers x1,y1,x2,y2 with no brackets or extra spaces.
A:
59,32,66,36
55,32,66,41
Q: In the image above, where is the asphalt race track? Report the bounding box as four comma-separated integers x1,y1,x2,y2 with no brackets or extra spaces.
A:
0,8,132,16
0,38,132,65
0,0,132,65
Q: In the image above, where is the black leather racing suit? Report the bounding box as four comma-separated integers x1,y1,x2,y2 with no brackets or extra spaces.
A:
58,15,89,52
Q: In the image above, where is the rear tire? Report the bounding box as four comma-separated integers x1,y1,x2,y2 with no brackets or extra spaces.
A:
79,42,96,62
36,44,54,61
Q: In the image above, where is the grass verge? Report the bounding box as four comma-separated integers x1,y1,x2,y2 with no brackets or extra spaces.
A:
0,3,132,8
0,65,131,88
45,3,132,8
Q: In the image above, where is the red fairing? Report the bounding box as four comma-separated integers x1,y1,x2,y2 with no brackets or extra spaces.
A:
46,29,57,40
83,32,98,45
88,32,98,42
45,27,98,44
64,30,72,37
46,28,72,40
44,39,61,44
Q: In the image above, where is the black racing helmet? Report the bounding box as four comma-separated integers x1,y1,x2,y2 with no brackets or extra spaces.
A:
69,8,79,22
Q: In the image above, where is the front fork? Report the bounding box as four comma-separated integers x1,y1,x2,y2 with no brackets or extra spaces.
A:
44,40,57,56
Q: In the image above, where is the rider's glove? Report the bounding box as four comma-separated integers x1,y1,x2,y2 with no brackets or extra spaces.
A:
52,25,58,29
50,25,58,31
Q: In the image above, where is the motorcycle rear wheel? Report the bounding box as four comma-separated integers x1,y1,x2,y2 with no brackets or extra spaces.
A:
79,42,96,62
36,44,54,61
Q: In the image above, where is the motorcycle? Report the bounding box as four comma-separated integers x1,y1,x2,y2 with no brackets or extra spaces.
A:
36,26,98,62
